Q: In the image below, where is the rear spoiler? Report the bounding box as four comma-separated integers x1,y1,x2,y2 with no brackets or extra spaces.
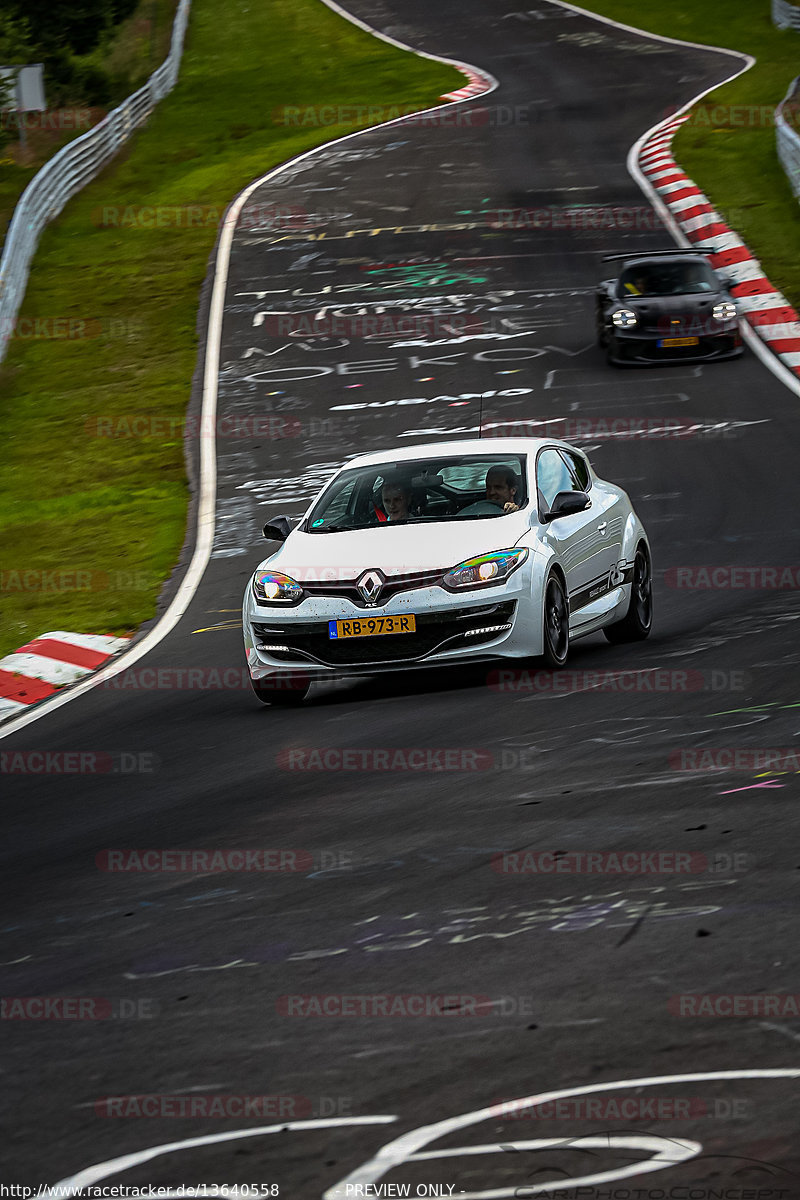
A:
601,249,712,262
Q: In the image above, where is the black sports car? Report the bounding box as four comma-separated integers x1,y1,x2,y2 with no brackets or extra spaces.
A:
596,250,742,365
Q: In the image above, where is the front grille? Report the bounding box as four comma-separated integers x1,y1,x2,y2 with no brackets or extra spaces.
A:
253,601,516,667
301,569,444,608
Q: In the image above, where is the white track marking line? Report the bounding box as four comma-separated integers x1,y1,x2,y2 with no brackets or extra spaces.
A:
49,1117,398,1190
50,1070,800,1195
325,1069,800,1197
0,6,496,741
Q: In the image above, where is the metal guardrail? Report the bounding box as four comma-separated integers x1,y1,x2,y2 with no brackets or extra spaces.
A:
0,0,191,362
776,76,800,200
773,0,800,29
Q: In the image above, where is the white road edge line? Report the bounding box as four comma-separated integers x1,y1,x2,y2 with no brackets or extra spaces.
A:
545,0,800,399
0,7,497,742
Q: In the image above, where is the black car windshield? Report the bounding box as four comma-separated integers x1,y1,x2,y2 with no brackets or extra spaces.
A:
304,454,527,533
617,260,719,298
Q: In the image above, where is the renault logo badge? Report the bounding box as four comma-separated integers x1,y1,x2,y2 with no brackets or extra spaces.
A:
357,569,384,606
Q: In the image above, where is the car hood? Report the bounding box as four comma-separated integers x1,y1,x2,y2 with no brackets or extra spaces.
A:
625,293,724,314
253,512,532,579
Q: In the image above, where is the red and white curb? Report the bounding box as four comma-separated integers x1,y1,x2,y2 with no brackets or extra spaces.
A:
0,632,130,722
441,64,494,102
636,114,800,379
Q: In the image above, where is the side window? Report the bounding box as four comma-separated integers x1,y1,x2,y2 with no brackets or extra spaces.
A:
536,448,576,512
559,449,590,492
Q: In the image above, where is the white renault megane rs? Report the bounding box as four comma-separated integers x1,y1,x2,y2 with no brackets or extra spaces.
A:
242,438,652,704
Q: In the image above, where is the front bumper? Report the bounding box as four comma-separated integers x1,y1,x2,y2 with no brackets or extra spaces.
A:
243,581,534,682
608,328,742,365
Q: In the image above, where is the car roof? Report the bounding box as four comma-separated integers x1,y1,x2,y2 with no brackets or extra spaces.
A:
343,437,570,470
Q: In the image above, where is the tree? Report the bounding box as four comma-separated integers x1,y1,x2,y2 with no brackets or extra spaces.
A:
3,0,133,57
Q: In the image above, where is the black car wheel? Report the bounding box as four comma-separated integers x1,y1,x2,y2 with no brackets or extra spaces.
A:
542,572,570,667
603,545,653,643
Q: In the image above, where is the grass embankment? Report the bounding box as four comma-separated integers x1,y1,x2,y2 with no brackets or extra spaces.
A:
0,0,178,243
576,2,800,303
0,0,462,660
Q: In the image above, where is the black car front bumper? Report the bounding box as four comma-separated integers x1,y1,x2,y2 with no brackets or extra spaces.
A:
607,329,742,365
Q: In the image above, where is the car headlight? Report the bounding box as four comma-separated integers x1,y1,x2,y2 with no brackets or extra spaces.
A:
252,570,304,603
611,308,638,329
442,548,528,590
712,301,737,321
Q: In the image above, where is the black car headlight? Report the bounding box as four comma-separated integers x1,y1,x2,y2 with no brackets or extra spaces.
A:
612,309,638,329
443,548,528,590
252,570,304,604
712,301,737,322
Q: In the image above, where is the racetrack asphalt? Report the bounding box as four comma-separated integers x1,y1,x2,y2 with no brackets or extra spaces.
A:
3,0,800,1192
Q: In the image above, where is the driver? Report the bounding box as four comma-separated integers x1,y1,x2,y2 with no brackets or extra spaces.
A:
485,465,520,513
624,270,650,296
459,465,521,516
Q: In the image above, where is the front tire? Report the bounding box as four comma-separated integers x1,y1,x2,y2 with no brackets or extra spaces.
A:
603,545,653,643
541,571,570,667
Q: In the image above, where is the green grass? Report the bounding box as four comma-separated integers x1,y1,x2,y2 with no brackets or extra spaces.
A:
0,0,462,660
575,1,800,304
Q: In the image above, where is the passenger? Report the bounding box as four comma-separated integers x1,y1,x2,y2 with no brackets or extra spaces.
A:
380,478,412,522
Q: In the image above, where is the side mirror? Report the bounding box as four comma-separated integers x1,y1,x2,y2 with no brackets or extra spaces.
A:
262,515,299,542
544,490,591,522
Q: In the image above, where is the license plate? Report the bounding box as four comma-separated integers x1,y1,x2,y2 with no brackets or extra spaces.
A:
659,336,699,347
329,614,416,639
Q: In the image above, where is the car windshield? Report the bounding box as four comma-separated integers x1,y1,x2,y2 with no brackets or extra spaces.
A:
304,454,528,533
617,260,718,298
